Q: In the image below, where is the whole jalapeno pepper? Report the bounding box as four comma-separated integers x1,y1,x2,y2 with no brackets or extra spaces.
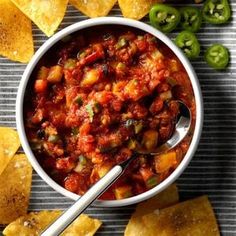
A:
175,31,200,60
202,0,231,24
205,44,229,69
149,4,181,33
180,7,202,32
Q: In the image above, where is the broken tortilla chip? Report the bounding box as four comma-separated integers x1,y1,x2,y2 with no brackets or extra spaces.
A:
3,211,102,236
0,127,20,176
3,211,61,235
0,0,33,63
0,154,32,224
11,0,68,37
125,184,179,236
135,184,179,217
118,0,162,20
142,195,220,236
62,214,102,236
70,0,117,18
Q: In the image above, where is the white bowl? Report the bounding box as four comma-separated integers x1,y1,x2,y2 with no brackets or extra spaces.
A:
16,17,203,207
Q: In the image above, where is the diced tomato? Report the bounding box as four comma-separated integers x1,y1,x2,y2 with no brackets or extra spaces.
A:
135,39,148,52
79,122,91,135
34,79,48,93
80,44,104,66
149,97,164,114
78,135,95,153
94,91,113,104
56,157,76,172
64,172,88,195
31,109,44,124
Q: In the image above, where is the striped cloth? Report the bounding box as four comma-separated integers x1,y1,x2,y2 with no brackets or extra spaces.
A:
1,3,236,235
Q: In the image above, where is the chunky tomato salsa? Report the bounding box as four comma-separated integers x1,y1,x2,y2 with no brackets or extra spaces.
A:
24,26,195,200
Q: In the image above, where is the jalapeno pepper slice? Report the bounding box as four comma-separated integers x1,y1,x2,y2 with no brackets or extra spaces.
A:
175,31,200,60
149,4,181,33
202,0,231,24
205,44,229,69
180,7,202,32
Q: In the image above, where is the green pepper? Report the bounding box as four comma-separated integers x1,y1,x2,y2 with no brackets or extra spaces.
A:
78,155,87,165
205,44,229,69
175,31,200,59
149,4,181,33
75,96,83,106
85,104,94,122
146,175,158,189
64,58,76,70
180,7,202,32
202,0,231,24
94,102,101,113
115,38,128,49
71,127,79,135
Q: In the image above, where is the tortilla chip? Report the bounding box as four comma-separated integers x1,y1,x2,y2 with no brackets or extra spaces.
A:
125,184,179,236
3,211,102,236
0,127,20,176
118,0,162,20
62,214,102,236
70,0,117,18
11,0,68,37
142,196,220,236
3,211,61,235
0,0,33,63
0,154,32,224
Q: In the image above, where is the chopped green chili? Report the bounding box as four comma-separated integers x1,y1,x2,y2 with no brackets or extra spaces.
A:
149,4,181,33
175,31,200,59
180,7,202,32
205,44,229,69
202,0,231,24
85,104,94,122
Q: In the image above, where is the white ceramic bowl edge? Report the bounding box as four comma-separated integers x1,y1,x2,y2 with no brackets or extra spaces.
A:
16,17,203,207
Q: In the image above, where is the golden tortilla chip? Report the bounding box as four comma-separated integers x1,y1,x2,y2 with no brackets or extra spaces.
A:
3,211,61,235
118,0,162,20
0,154,32,224
3,211,102,236
0,0,33,63
0,127,20,176
70,0,117,18
125,184,179,236
142,196,220,236
62,214,102,236
11,0,68,37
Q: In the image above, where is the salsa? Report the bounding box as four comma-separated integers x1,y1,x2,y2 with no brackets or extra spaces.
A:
24,26,195,200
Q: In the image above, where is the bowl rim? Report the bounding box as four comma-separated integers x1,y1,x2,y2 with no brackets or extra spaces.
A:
16,17,203,207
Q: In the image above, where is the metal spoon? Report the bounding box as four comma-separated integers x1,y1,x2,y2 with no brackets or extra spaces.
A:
41,101,191,236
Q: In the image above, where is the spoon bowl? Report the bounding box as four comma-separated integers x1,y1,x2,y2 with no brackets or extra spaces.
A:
138,101,191,155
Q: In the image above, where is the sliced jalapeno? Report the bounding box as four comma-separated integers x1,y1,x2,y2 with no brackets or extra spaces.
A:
205,44,229,69
202,0,231,24
175,31,200,59
149,4,181,33
180,7,202,32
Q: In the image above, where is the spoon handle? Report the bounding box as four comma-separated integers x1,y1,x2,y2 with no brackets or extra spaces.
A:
41,165,123,236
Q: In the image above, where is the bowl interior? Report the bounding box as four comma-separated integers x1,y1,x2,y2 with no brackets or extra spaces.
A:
16,17,203,207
